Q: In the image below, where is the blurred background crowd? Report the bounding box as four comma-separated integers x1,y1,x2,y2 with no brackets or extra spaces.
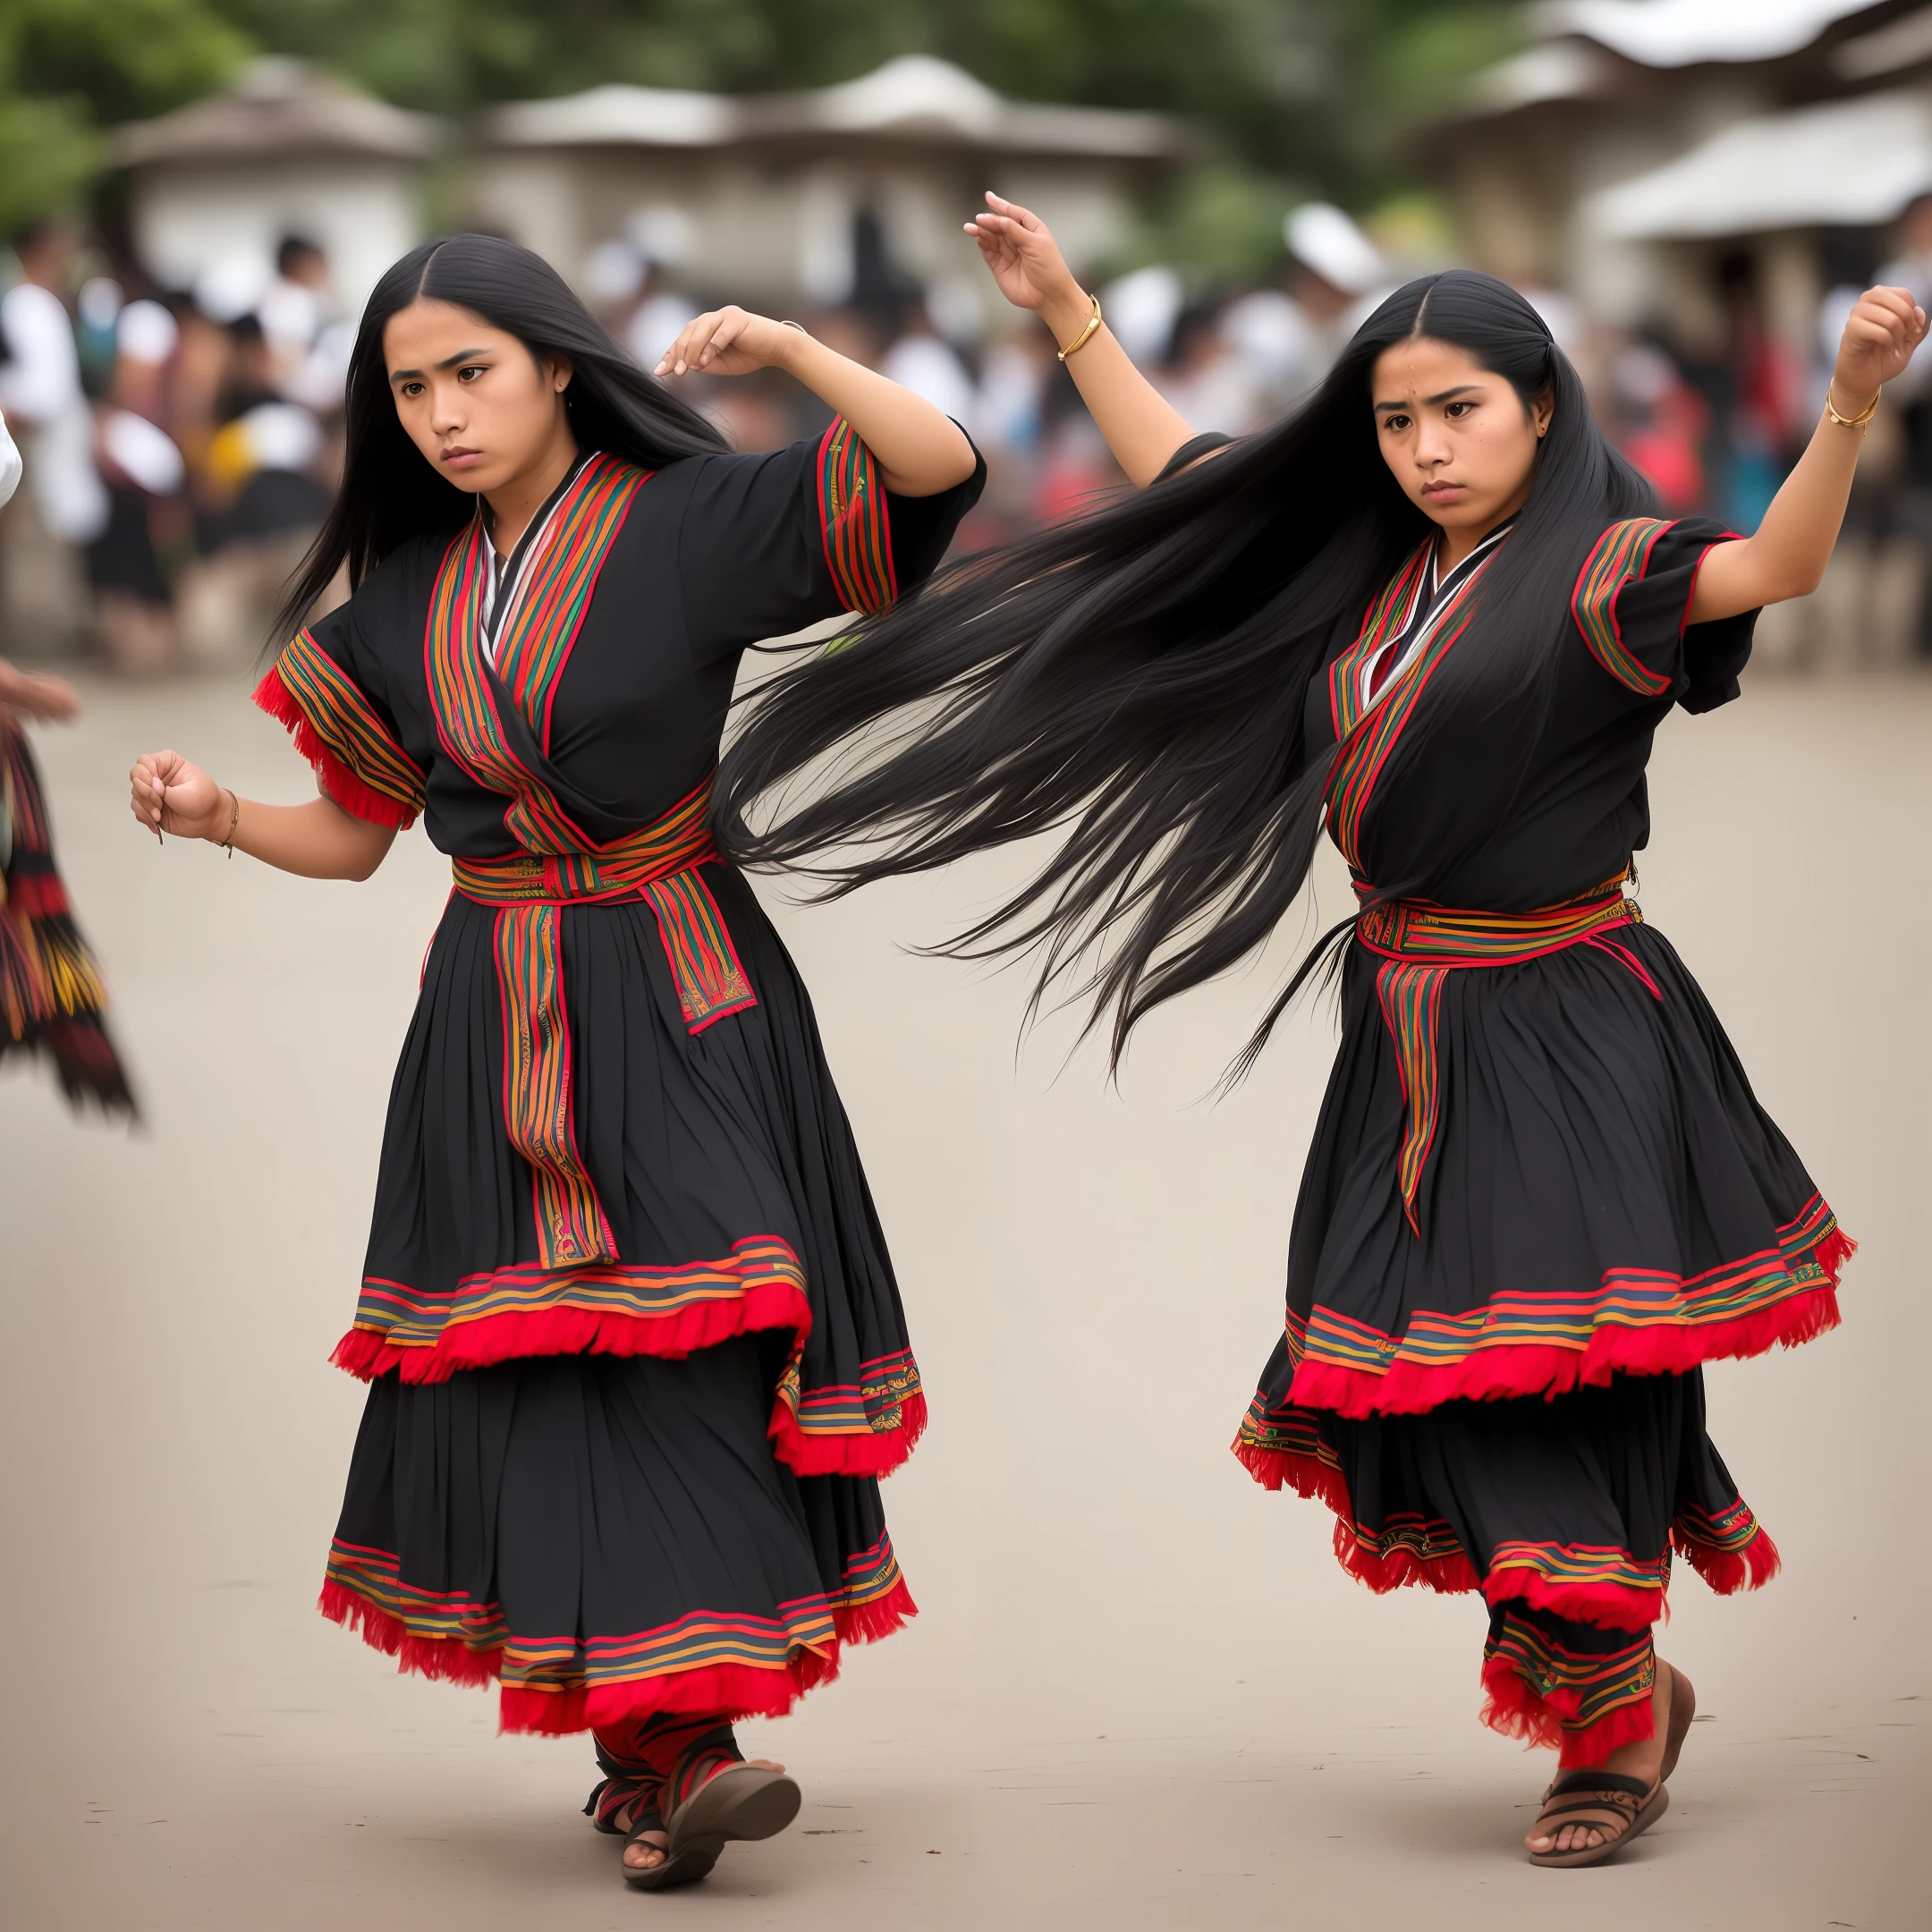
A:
3,0,1930,677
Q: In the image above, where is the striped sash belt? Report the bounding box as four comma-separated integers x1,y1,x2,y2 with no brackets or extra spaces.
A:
452,784,756,1270
1355,878,1652,1238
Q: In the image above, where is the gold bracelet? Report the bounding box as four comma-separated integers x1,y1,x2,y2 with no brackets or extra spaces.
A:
1056,293,1102,362
1825,381,1881,431
219,787,240,859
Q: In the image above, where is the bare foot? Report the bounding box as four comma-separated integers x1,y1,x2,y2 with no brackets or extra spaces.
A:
1524,1661,1673,1858
620,1759,786,1872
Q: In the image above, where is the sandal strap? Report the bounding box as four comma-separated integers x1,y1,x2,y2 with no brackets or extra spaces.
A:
1546,1769,1653,1802
583,1771,661,1835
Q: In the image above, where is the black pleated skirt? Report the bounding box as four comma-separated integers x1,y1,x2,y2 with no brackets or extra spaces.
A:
321,867,919,1733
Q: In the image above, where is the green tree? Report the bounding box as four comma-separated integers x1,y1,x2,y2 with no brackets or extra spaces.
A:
0,0,250,232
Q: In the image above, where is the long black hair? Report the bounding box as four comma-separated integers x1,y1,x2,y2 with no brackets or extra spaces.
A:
271,233,729,644
714,270,1656,1074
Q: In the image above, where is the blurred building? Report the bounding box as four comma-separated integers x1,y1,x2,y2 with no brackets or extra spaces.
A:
470,55,1182,325
1438,1,1932,341
114,59,441,316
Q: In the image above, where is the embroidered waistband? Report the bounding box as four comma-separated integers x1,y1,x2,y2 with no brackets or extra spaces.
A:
1353,875,1650,1239
1355,875,1639,967
452,782,716,906
445,778,755,1271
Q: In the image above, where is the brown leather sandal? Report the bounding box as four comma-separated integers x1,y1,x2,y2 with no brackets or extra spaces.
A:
623,1764,801,1892
1527,1770,1667,1868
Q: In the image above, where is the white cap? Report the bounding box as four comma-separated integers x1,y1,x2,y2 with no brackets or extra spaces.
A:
241,401,324,474
1284,203,1386,296
117,299,181,366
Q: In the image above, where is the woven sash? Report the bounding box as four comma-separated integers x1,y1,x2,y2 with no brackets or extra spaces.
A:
454,780,756,1271
1356,880,1647,1237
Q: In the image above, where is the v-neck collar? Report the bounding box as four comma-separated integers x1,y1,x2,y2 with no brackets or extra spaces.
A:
479,452,593,659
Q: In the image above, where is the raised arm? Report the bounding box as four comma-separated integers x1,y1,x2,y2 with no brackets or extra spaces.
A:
1690,285,1928,622
129,749,395,880
656,309,976,496
966,192,1198,487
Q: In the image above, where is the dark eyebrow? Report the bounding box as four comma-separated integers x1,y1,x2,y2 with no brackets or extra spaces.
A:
387,348,494,382
1374,384,1483,413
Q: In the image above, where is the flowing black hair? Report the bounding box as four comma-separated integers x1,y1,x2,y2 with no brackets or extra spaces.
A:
271,233,728,644
721,269,1656,1072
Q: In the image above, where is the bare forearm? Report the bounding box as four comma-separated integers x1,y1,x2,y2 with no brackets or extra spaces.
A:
227,794,394,878
1690,402,1868,620
775,333,976,496
1035,286,1198,488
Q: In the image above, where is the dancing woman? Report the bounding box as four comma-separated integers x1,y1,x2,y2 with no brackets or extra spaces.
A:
714,195,1924,1865
127,233,980,1888
0,410,134,1117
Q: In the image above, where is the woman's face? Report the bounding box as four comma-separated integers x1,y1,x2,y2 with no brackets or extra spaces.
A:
383,299,573,496
1369,335,1551,538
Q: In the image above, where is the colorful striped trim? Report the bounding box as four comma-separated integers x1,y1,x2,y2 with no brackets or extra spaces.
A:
1481,1613,1657,1762
494,902,617,1269
341,1233,810,1362
452,777,755,1040
1325,553,1496,869
1328,540,1432,741
255,631,427,827
332,1241,927,1477
1357,881,1642,1237
1233,1402,1674,1627
320,1531,912,1734
1376,962,1447,1238
641,869,755,1031
1572,517,1674,696
817,418,896,614
1284,1199,1850,1417
424,453,648,852
1672,1496,1782,1595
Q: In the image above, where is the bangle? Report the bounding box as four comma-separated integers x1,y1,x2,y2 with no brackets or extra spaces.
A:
218,787,240,859
1056,293,1103,362
1825,381,1881,431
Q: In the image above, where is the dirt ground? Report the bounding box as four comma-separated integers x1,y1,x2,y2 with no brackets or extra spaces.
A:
3,671,1925,1931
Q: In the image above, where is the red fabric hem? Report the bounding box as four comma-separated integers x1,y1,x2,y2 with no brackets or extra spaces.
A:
835,1576,918,1646
322,1573,917,1737
318,1579,500,1689
253,663,419,831
1483,1568,1662,1631
1674,1523,1781,1596
1479,1656,1657,1767
1232,1436,1483,1596
330,1278,810,1384
1290,1272,1843,1420
772,1393,928,1479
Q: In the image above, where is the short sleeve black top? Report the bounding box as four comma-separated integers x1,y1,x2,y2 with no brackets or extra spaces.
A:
1301,515,1754,911
265,425,985,855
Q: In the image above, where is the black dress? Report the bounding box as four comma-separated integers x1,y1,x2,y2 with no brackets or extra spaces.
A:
258,422,982,1734
1233,516,1848,1766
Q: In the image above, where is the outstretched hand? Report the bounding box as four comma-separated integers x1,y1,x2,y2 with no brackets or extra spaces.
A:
129,749,224,842
0,657,80,722
964,192,1086,323
1835,285,1929,410
655,307,798,379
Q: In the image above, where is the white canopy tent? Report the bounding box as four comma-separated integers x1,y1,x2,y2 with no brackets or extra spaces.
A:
1581,89,1932,238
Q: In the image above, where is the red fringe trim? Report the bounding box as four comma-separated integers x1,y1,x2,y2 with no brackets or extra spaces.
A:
1479,1655,1658,1767
253,663,419,831
329,1279,809,1385
1232,1435,1483,1596
772,1392,928,1479
835,1574,918,1647
1290,1274,1844,1419
321,1572,917,1738
335,1286,926,1478
1483,1568,1662,1631
1674,1522,1781,1596
318,1579,501,1690
1335,1520,1479,1597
